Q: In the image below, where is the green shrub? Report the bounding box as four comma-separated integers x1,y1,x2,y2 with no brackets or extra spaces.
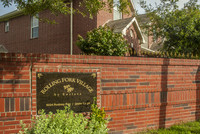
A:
76,26,128,56
19,101,109,134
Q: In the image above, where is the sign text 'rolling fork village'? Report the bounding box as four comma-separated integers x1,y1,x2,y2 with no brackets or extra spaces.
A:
36,72,97,114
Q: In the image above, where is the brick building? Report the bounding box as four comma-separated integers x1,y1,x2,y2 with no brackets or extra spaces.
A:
137,14,165,53
0,0,144,54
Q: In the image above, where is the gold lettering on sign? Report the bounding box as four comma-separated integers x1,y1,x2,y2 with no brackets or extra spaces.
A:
46,104,54,107
65,103,71,106
61,78,76,83
64,85,74,93
41,79,61,94
37,73,43,79
76,79,94,93
91,73,96,78
65,93,82,96
46,102,90,107
40,77,94,94
54,103,65,106
54,92,82,97
75,103,82,106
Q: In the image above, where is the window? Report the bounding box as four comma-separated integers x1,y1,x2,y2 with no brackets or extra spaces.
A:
130,30,134,38
113,0,122,20
31,14,39,38
130,30,135,48
20,97,30,111
131,43,134,48
5,21,9,32
5,98,14,112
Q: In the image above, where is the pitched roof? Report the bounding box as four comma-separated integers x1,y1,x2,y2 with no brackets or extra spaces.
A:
106,17,145,43
106,17,134,33
0,10,24,22
141,46,155,52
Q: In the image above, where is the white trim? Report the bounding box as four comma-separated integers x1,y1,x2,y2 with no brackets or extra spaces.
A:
102,19,112,27
31,14,39,39
122,17,145,44
141,46,155,53
130,29,133,38
5,21,9,32
113,9,122,20
113,0,122,20
70,0,73,55
122,18,136,35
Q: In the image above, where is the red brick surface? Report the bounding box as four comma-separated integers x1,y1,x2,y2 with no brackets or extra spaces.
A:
0,99,4,112
0,0,135,55
125,24,141,54
1,53,200,134
0,0,97,54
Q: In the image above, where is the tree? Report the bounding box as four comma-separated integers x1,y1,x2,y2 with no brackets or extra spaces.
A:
139,0,200,56
76,26,128,56
1,0,130,17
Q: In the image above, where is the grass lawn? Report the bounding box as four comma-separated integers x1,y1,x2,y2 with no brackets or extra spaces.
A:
139,120,200,134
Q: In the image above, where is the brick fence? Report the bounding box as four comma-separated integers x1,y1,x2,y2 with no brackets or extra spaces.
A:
0,53,200,134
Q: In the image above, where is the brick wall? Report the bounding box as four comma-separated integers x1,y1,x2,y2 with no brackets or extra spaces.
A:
1,53,200,134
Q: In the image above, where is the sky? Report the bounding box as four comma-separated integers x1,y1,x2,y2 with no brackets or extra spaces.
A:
0,2,17,16
0,0,200,16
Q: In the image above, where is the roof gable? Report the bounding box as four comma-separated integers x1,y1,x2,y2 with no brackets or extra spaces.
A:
106,17,145,44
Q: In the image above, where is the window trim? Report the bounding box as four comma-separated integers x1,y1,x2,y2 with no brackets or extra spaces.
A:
31,14,39,39
130,30,134,38
113,0,122,20
5,21,9,32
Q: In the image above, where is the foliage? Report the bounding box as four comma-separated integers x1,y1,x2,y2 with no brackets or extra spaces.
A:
139,0,200,56
1,0,130,18
19,101,109,134
76,26,128,56
138,120,200,134
137,50,200,59
86,98,109,133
